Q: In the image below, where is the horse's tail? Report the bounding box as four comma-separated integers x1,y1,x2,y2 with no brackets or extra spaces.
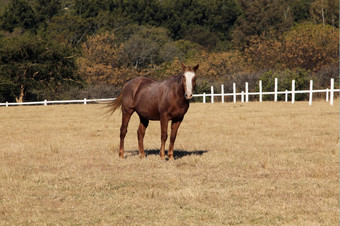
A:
106,94,123,118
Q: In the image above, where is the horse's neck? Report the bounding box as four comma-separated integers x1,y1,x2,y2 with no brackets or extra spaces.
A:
173,74,187,102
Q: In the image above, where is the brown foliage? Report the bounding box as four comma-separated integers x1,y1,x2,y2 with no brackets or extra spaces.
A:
78,32,141,87
156,51,252,91
244,23,339,72
78,23,338,92
78,31,175,87
198,51,247,78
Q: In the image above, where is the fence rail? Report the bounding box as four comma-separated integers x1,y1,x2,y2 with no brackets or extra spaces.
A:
0,98,116,107
0,78,338,107
193,78,338,106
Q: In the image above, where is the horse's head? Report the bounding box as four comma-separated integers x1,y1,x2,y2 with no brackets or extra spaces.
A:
181,63,199,99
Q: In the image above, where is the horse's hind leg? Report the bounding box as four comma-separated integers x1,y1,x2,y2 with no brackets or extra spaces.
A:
119,109,133,158
137,117,149,158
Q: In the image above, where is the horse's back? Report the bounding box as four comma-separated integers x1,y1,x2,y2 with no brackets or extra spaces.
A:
121,77,160,112
122,77,158,98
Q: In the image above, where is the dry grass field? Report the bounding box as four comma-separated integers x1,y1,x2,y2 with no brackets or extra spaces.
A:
0,100,339,225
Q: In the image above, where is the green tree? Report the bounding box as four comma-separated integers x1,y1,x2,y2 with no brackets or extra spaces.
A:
46,12,98,46
310,0,339,27
232,0,293,49
201,0,241,41
34,0,62,23
45,0,115,46
159,0,205,40
160,0,240,44
74,0,112,18
291,0,312,22
0,33,80,102
257,68,311,101
120,25,179,68
0,0,39,32
183,26,220,51
117,0,161,26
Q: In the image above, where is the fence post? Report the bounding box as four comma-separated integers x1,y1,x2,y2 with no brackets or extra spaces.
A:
233,83,236,103
245,82,249,102
203,93,206,103
241,91,244,103
44,99,47,106
211,86,214,103
221,84,224,103
330,78,334,106
6,101,8,107
326,88,329,102
84,98,87,105
274,78,278,102
285,90,288,102
309,80,313,106
259,80,262,103
291,80,295,104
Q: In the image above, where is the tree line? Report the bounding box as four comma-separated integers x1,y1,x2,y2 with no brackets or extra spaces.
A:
0,0,338,102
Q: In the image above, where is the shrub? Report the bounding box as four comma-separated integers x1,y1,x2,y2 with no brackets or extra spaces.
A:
257,68,312,101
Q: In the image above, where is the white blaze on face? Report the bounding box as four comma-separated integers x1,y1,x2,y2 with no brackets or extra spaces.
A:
184,71,196,98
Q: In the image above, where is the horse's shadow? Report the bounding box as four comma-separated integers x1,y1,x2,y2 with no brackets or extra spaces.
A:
126,149,208,160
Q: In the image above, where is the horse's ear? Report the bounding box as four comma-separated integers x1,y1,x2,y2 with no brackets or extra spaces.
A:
181,63,186,72
193,64,199,72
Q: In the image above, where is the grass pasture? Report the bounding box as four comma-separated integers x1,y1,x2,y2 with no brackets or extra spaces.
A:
0,101,339,225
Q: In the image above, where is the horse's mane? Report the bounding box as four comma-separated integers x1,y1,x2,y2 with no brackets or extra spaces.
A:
166,72,183,83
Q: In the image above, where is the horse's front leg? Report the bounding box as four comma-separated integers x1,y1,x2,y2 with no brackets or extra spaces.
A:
168,120,182,160
160,115,169,160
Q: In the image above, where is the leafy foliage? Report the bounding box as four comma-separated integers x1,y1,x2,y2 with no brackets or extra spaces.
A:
257,68,311,101
310,0,339,27
121,26,175,68
0,32,79,102
291,0,312,22
244,23,339,72
1,0,39,32
232,0,294,50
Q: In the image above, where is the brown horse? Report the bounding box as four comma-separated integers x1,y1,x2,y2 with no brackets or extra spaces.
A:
108,63,199,160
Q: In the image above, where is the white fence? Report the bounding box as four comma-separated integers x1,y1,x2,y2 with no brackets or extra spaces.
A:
0,78,338,107
194,78,338,106
0,98,116,107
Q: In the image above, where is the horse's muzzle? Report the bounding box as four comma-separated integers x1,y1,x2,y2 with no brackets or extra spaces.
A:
185,93,193,99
